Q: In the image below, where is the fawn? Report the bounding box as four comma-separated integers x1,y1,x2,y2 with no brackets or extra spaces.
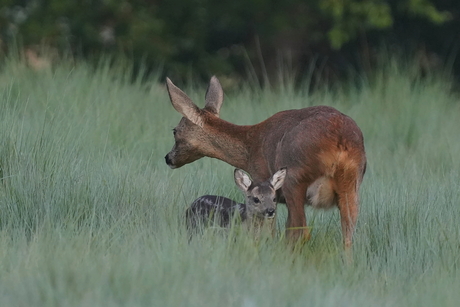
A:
186,168,286,233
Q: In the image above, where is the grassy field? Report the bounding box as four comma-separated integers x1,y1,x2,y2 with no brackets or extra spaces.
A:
0,56,459,306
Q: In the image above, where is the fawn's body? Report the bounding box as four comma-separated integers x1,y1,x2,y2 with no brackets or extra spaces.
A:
186,195,253,229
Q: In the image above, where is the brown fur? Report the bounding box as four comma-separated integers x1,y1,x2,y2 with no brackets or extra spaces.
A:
165,76,366,250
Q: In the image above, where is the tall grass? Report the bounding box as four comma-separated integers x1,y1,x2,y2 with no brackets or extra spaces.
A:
0,54,458,306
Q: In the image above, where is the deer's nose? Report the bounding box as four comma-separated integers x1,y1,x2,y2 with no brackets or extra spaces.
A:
266,208,276,218
165,154,172,166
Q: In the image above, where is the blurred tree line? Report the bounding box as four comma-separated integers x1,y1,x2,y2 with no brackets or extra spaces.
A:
1,0,458,85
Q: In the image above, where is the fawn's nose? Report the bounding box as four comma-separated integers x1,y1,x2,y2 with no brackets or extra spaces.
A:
265,208,276,218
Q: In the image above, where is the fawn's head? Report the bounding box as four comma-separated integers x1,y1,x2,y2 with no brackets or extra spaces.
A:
164,76,223,169
234,168,287,220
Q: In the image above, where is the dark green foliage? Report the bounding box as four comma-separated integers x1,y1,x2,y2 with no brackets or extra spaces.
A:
0,1,455,82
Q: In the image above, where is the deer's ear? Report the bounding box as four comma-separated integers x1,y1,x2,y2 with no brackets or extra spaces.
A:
271,168,287,190
234,169,252,192
204,76,224,117
166,78,204,127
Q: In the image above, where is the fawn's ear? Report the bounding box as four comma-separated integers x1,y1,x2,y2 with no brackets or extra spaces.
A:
270,168,287,190
166,78,204,127
203,76,224,117
234,169,252,192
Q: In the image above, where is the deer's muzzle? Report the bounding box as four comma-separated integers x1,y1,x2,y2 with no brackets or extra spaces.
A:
164,154,176,169
265,208,276,218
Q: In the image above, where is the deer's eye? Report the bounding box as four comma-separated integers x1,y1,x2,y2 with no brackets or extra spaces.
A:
253,197,260,204
273,198,276,202
172,128,177,136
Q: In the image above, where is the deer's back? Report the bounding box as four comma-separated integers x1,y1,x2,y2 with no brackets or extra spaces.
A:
249,106,366,185
186,195,246,229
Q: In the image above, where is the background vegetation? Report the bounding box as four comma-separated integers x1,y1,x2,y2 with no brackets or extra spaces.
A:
1,0,459,83
0,53,458,306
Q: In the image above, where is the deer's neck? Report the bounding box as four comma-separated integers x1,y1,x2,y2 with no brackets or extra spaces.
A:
203,117,254,170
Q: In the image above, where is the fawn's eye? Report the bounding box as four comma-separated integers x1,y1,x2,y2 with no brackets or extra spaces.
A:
273,198,276,202
253,197,260,204
172,128,177,136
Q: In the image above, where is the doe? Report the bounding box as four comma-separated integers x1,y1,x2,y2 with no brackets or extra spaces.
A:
165,76,366,250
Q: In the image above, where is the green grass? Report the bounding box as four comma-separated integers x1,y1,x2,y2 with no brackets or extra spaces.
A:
0,55,459,306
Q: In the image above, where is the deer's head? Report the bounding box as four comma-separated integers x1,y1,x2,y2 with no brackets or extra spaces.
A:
164,76,223,169
234,168,287,220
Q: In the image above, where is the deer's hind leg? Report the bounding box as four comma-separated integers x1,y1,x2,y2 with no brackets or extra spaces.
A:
333,166,361,251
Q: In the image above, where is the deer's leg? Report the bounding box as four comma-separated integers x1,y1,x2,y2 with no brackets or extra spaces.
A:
337,191,358,250
284,183,309,243
334,168,360,251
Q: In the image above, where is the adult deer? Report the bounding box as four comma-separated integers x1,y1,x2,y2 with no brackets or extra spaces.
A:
164,76,366,249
